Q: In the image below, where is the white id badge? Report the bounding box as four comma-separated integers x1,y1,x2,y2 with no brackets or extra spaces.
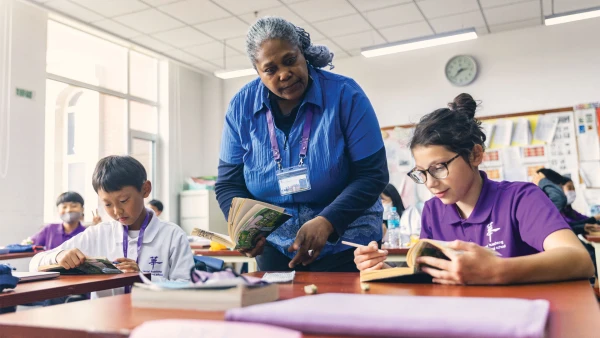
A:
276,165,311,196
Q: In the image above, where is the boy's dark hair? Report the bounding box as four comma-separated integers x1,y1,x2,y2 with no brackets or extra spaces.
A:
382,184,404,216
92,155,147,193
537,168,570,186
148,199,164,212
56,191,85,207
409,93,486,163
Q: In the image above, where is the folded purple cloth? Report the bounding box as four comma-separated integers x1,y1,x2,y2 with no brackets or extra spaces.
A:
225,293,549,338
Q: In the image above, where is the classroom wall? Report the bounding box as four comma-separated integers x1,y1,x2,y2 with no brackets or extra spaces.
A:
0,0,47,270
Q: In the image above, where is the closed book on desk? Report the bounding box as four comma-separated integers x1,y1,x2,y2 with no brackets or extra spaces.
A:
38,257,121,275
131,283,279,311
226,293,550,338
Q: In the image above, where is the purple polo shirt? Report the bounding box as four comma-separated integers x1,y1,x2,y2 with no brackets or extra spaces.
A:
30,223,86,250
420,171,570,257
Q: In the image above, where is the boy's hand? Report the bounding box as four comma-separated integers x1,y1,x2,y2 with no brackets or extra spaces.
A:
354,241,389,271
56,249,86,270
113,258,140,273
239,235,266,258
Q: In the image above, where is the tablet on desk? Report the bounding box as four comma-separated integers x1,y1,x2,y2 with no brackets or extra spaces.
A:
12,271,59,283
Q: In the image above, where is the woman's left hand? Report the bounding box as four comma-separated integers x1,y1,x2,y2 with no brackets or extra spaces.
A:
417,240,502,285
288,216,334,268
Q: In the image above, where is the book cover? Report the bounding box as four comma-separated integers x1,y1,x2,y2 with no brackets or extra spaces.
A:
39,257,122,275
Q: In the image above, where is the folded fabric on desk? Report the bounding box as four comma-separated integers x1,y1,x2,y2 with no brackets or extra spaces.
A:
129,319,302,338
4,244,44,253
225,293,550,338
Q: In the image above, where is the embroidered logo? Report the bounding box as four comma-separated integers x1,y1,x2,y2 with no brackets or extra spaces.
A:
486,222,500,242
149,256,163,270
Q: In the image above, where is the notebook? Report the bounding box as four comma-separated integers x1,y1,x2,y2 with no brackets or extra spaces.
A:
226,293,550,338
13,271,59,282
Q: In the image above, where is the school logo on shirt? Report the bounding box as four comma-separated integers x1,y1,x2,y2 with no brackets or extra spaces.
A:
148,256,163,276
486,222,500,242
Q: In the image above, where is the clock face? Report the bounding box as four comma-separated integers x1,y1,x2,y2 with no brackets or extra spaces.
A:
445,55,478,86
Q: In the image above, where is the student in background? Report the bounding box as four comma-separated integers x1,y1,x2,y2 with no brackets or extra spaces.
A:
30,156,194,296
147,199,163,217
381,184,404,238
354,94,594,285
25,192,87,250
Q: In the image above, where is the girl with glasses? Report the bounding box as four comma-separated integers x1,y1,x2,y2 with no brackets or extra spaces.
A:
354,94,593,285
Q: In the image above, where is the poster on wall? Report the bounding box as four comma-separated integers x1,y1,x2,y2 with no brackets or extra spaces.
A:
546,111,578,181
574,104,600,161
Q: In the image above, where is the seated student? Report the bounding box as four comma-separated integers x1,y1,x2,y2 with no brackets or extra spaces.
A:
26,192,87,250
381,183,405,239
30,156,194,296
354,94,594,285
147,199,163,218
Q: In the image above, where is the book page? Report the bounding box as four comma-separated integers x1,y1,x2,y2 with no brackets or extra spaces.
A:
191,228,234,248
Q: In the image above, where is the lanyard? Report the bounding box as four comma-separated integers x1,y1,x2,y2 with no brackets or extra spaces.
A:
265,107,313,170
122,210,151,264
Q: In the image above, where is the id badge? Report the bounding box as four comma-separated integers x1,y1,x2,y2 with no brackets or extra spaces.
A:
276,165,311,196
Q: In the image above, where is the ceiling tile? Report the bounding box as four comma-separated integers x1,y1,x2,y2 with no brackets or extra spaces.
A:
115,9,184,33
489,17,540,32
215,0,281,15
44,0,104,22
553,0,600,13
163,49,202,64
378,21,434,42
429,10,486,33
349,0,412,12
281,0,309,3
224,36,248,54
346,48,362,56
480,0,532,8
365,2,422,29
417,0,480,19
332,30,386,50
184,41,241,60
152,27,213,47
223,54,253,69
542,0,553,16
158,0,231,24
195,17,249,40
483,0,540,25
238,6,304,25
69,0,149,17
131,35,176,52
312,14,371,38
142,0,182,5
192,59,221,72
288,0,357,22
313,39,350,59
93,19,142,38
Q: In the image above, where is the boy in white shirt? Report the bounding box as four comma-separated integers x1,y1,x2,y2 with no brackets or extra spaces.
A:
30,155,194,295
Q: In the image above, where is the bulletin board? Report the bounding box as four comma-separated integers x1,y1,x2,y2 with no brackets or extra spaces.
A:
381,105,600,214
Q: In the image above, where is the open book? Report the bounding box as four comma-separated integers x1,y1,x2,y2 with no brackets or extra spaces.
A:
192,198,291,250
39,257,122,275
360,239,499,283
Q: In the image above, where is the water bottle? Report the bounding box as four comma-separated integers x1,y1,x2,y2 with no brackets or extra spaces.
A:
387,207,400,248
399,209,411,248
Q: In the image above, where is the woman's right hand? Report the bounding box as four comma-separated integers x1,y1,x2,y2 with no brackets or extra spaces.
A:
354,241,389,271
238,235,266,258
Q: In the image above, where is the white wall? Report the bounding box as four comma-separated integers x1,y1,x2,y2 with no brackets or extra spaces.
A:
0,0,47,270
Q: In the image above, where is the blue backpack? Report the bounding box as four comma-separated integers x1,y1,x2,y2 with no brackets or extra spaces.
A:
0,264,18,292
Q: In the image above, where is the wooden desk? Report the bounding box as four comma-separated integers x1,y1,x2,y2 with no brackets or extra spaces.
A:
193,249,257,272
0,273,144,308
0,252,39,260
0,272,598,338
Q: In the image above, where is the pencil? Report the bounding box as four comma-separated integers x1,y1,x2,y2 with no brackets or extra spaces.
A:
341,241,387,254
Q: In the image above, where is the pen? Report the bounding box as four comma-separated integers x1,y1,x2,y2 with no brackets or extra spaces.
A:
341,241,387,254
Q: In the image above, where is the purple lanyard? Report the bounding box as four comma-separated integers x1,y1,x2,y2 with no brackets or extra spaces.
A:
122,210,151,294
265,107,313,170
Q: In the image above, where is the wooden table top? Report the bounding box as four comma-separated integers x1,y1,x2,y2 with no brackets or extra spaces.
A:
586,235,600,243
0,251,39,260
192,249,244,256
386,248,409,255
0,273,144,308
0,272,598,338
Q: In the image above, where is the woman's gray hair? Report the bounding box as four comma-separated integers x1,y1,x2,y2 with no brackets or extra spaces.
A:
246,16,334,70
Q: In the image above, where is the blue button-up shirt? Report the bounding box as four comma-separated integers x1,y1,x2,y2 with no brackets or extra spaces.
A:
219,66,386,259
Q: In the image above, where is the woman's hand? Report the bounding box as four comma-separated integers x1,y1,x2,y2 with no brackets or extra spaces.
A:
354,241,389,271
287,216,334,268
113,258,140,273
238,235,266,258
417,240,502,285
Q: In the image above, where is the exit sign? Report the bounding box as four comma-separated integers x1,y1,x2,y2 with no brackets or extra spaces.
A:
15,88,34,99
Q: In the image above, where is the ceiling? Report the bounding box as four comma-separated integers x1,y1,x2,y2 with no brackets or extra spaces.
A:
30,0,600,75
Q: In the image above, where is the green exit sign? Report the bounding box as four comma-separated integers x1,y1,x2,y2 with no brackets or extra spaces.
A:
15,88,34,99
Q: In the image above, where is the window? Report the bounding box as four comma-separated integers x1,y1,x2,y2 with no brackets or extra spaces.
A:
44,21,160,223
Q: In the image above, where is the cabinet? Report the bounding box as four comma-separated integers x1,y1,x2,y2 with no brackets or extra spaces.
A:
179,190,227,236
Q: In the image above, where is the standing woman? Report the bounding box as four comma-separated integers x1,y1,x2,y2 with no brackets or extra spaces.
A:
215,17,388,272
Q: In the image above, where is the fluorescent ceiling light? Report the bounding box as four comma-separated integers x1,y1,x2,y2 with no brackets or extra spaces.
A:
214,68,257,79
545,6,600,26
361,28,478,58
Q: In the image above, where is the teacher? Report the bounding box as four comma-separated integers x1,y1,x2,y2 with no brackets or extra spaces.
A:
215,17,389,272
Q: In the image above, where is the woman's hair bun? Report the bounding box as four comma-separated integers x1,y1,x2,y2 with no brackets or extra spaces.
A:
448,93,477,119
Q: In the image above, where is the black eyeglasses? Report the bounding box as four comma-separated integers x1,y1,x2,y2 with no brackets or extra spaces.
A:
407,154,461,184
